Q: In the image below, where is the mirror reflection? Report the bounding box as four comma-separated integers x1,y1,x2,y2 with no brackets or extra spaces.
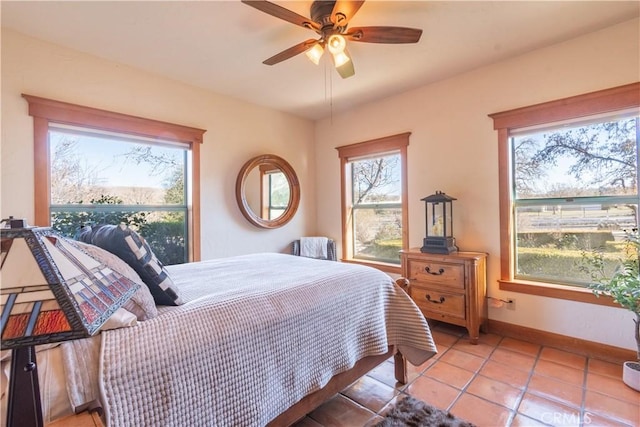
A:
244,164,291,221
236,154,300,229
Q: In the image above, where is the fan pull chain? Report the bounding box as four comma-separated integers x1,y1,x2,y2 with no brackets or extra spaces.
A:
323,53,333,124
330,62,334,124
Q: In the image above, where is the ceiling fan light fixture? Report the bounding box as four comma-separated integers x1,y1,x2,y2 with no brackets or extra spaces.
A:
242,0,423,79
327,34,347,54
332,50,351,68
305,43,324,65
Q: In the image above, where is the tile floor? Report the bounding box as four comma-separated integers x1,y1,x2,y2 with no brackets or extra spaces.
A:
292,322,640,427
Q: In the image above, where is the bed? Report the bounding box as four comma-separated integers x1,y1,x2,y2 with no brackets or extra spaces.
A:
2,239,437,426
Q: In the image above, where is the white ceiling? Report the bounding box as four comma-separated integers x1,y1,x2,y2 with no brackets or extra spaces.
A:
2,1,639,120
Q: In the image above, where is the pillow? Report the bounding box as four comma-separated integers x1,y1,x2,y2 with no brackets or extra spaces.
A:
100,308,137,330
72,240,158,320
78,224,184,306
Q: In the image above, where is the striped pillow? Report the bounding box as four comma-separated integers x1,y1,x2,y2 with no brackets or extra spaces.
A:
78,224,183,306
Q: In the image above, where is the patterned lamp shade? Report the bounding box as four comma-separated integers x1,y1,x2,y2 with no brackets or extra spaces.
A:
1,226,140,349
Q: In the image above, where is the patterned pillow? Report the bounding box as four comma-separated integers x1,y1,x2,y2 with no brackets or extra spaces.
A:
78,224,184,306
72,240,159,320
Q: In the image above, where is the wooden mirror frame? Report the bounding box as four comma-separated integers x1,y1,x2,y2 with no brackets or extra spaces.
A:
235,154,300,229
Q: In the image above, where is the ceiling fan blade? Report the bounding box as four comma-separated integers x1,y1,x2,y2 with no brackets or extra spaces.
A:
345,26,423,44
242,0,320,31
263,39,318,66
335,48,355,79
331,0,365,28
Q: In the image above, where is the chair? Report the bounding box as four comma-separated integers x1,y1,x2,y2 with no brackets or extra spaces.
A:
292,237,337,261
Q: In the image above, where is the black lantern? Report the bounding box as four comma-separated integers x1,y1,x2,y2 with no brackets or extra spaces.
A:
421,191,458,254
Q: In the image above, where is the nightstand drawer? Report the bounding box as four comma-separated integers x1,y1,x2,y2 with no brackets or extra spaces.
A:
408,259,464,289
411,287,465,320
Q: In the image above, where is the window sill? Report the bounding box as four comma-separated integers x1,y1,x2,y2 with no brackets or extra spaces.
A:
341,258,401,275
499,279,618,308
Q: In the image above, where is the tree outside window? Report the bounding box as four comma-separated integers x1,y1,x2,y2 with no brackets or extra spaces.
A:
490,83,640,303
337,133,409,272
24,94,205,264
512,115,639,286
49,127,190,265
351,153,402,263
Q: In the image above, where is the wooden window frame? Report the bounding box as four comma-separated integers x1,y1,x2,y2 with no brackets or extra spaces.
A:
336,132,410,274
23,94,206,261
488,83,640,306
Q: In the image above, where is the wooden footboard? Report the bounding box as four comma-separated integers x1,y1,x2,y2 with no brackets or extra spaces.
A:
267,347,407,426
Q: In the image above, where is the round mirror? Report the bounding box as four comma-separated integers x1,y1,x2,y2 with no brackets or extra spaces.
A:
235,154,300,229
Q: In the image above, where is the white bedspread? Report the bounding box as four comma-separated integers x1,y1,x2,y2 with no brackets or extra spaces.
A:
88,253,436,426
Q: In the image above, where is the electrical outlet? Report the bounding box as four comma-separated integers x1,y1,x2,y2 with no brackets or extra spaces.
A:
506,298,516,310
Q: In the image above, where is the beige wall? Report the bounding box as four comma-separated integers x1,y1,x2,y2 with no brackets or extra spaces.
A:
1,29,317,259
2,18,639,351
314,18,640,351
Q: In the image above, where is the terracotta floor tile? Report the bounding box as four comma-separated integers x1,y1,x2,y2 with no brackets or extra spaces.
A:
316,331,637,426
477,332,503,347
509,413,550,426
584,390,640,426
308,394,375,427
539,347,587,370
406,356,436,377
478,359,531,390
466,375,523,410
586,372,640,403
452,340,496,359
363,415,384,427
366,361,406,390
517,392,581,427
490,348,537,372
527,373,583,409
376,394,404,418
450,392,513,426
499,337,541,357
424,361,475,390
588,358,624,379
438,348,486,372
431,329,461,348
433,344,451,357
583,412,637,427
291,416,323,427
341,375,398,413
405,375,461,411
533,359,585,387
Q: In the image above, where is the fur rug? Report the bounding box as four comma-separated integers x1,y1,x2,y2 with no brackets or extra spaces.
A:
375,396,476,427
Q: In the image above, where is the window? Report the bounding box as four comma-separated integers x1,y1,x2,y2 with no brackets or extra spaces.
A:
490,83,640,304
24,94,205,263
49,125,190,264
336,133,409,273
261,165,289,220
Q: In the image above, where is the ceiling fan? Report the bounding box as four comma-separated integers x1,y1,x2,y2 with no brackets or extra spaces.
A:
241,0,423,79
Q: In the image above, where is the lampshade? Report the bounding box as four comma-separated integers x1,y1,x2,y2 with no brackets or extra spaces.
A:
305,42,324,65
332,50,351,68
0,226,141,349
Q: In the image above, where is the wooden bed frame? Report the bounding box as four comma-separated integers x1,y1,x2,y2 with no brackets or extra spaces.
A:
267,348,407,426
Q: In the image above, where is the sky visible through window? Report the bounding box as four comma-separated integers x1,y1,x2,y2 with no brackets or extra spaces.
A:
49,130,183,190
513,116,638,199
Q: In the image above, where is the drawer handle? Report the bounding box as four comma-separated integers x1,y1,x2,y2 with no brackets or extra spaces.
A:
426,294,445,304
425,267,445,275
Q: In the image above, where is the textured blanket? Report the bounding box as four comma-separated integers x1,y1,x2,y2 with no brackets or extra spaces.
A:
96,253,436,426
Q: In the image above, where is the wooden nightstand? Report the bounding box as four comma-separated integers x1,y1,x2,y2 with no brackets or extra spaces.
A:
401,249,487,344
47,410,104,427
